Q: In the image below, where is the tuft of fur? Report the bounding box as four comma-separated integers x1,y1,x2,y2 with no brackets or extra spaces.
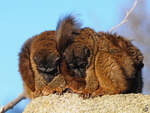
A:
56,15,81,55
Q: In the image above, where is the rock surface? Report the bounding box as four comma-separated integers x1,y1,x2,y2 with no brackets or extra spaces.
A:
23,93,150,113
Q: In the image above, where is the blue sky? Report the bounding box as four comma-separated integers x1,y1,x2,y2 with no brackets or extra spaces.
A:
0,0,149,113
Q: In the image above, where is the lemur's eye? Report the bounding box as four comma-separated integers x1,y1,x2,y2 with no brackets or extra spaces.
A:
47,68,58,75
68,63,75,69
79,63,86,68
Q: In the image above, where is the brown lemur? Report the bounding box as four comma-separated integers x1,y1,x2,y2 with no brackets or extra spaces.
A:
19,15,144,99
56,15,99,96
3,14,144,113
56,15,144,98
19,31,66,99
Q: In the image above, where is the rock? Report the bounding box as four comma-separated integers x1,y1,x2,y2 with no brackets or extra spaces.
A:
23,93,150,113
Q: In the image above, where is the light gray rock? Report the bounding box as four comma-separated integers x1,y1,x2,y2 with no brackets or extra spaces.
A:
23,93,150,113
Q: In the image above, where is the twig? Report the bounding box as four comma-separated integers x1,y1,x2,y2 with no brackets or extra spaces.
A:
0,91,26,113
109,0,139,32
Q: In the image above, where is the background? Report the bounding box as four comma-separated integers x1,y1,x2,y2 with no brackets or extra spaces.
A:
0,0,150,112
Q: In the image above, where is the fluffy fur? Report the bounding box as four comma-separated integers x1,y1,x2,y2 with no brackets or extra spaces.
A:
56,15,81,54
56,16,100,96
96,32,144,94
56,15,144,98
19,15,144,99
19,31,66,99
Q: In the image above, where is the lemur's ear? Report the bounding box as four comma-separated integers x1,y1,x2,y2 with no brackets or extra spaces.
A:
56,15,81,55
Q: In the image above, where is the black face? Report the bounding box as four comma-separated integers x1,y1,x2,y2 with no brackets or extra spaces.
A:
33,51,60,83
64,46,90,78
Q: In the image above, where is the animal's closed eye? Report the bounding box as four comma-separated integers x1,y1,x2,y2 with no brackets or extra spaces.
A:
38,67,46,72
37,66,59,75
47,68,58,75
68,63,75,69
79,63,87,68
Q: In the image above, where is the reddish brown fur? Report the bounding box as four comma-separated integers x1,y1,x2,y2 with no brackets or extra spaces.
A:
56,15,81,54
19,38,36,98
56,15,144,98
60,60,86,92
97,32,144,93
57,28,99,96
19,31,67,99
19,15,144,99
